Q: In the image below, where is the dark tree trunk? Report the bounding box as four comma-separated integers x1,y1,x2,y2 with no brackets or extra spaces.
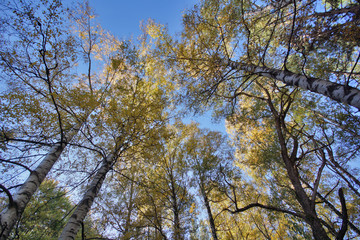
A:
266,95,331,240
200,184,218,240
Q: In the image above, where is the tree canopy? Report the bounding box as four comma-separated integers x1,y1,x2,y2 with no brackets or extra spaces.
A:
1,0,360,239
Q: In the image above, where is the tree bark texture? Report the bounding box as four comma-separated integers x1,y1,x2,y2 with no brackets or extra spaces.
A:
227,60,360,110
58,154,114,240
0,126,79,240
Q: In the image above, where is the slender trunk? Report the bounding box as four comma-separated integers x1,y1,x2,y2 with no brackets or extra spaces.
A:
0,126,80,240
226,60,360,110
169,172,182,240
200,184,218,240
302,179,360,235
275,123,330,240
283,155,330,239
171,193,181,240
172,202,181,240
266,97,331,240
123,179,135,237
58,153,114,240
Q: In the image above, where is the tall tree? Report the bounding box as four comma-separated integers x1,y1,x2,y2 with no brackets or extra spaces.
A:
1,179,103,240
0,0,82,237
137,123,196,240
161,0,360,111
185,126,233,240
144,1,360,238
223,78,360,239
59,39,170,239
0,0,110,237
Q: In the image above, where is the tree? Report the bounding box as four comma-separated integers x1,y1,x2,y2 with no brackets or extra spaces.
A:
143,0,360,238
185,126,233,240
0,0,113,237
0,0,84,237
1,179,103,240
161,0,360,111
127,123,195,240
59,37,170,239
223,78,360,238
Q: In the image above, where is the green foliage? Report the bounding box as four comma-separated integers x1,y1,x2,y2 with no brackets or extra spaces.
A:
8,179,102,240
1,0,360,239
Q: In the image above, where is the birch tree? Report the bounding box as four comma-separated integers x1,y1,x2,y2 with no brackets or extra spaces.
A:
161,0,360,111
185,127,233,240
224,76,359,239
0,0,108,237
0,0,79,237
59,38,170,239
144,1,360,238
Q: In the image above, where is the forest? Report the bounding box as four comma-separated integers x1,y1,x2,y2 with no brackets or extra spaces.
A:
0,0,360,239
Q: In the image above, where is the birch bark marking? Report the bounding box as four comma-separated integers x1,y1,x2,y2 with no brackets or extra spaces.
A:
227,60,360,110
0,126,80,240
58,154,114,240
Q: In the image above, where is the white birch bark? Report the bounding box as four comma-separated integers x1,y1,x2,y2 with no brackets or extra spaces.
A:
58,153,114,240
226,60,360,110
0,125,80,240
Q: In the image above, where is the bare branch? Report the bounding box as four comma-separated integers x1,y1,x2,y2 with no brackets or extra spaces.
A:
336,188,348,240
0,158,32,172
224,202,305,220
311,149,326,207
0,184,15,207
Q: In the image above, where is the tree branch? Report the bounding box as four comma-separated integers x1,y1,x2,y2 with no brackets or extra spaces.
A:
336,188,348,240
0,158,32,172
224,202,305,220
0,184,15,207
226,60,360,110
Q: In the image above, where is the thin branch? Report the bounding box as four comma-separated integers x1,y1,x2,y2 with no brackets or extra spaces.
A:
0,136,52,147
284,0,297,70
0,184,15,206
336,188,348,240
0,158,32,172
224,202,305,220
311,149,326,207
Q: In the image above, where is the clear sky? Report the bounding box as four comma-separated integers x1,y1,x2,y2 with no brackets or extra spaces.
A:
88,0,228,133
89,0,198,37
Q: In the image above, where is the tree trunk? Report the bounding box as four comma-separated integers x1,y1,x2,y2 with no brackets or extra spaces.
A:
277,133,330,239
280,138,331,240
226,60,360,110
123,178,135,237
266,96,331,240
169,171,182,240
0,126,80,240
58,153,114,240
200,184,218,240
171,193,182,239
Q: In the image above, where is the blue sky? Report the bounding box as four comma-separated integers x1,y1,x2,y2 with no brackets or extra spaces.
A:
88,0,228,133
89,0,197,37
